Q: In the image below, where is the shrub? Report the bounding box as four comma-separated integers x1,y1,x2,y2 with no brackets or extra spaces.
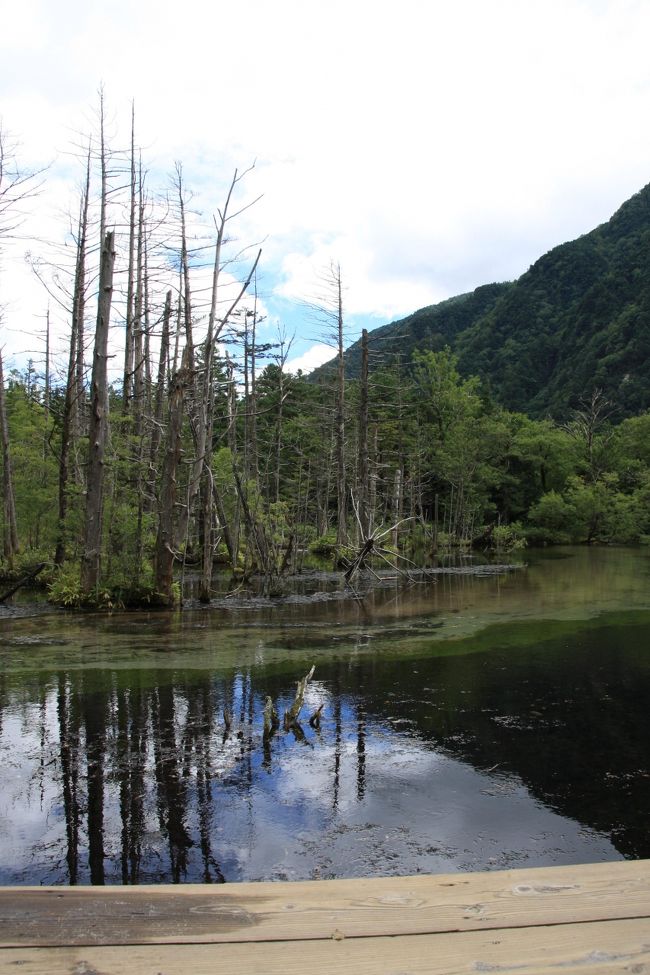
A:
487,522,527,553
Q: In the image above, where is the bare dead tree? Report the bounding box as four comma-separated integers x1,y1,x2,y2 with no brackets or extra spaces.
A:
0,124,44,569
303,262,349,548
146,288,172,511
175,163,196,374
122,103,137,412
154,349,190,606
0,349,19,563
55,151,91,565
166,166,261,598
0,124,45,250
357,327,370,540
333,265,347,547
80,230,116,593
564,388,614,483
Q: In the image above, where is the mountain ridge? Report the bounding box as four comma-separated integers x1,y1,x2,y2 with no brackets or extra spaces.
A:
312,183,650,418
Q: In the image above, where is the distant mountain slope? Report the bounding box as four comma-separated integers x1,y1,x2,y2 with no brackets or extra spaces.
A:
337,282,512,377
457,183,650,416
314,183,650,418
311,283,512,383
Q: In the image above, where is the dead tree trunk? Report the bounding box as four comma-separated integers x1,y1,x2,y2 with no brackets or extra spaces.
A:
80,230,115,594
55,155,90,565
146,288,172,512
357,327,370,540
122,103,136,412
198,409,215,603
154,351,189,606
173,167,260,556
335,266,347,547
0,350,19,563
176,163,196,375
130,165,146,583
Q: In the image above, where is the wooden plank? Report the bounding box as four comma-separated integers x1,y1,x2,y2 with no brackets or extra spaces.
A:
0,917,648,975
0,860,648,947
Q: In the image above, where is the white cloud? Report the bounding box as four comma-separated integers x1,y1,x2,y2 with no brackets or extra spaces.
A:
278,238,442,321
3,0,650,368
286,342,335,375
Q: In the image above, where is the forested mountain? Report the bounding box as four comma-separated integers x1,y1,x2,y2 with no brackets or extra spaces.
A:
331,283,513,377
326,183,650,419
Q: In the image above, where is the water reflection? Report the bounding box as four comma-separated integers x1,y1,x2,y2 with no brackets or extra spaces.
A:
1,611,649,885
0,547,649,884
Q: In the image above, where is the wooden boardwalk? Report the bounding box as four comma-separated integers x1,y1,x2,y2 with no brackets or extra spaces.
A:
0,859,648,973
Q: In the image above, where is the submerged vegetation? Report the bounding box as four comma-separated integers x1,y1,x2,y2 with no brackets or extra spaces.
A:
1,101,650,608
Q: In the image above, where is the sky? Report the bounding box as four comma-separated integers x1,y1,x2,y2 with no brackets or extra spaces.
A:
2,0,650,378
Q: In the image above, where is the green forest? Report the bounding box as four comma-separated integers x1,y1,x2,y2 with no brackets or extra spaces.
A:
2,107,650,609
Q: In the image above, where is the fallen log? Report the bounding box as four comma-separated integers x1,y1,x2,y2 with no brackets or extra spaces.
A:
0,562,46,604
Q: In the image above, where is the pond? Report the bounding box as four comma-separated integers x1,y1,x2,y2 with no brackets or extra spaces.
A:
0,546,649,885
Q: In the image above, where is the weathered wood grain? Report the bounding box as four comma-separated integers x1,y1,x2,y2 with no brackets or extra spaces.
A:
0,860,648,948
0,917,648,975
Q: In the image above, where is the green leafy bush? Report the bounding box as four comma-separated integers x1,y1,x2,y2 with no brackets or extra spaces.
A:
487,522,527,553
526,491,576,544
48,563,114,609
309,531,338,556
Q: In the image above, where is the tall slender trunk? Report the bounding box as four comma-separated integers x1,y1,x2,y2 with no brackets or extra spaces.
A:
154,350,189,606
198,411,215,603
357,328,370,540
335,266,347,546
146,289,172,512
0,351,19,563
132,162,145,436
226,357,241,564
249,296,258,483
73,147,91,446
131,167,146,583
98,88,107,247
80,230,115,594
392,467,402,548
43,308,50,426
275,365,285,505
55,160,90,565
122,103,136,411
176,164,195,374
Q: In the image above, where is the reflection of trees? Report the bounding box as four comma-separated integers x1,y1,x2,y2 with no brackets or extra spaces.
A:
83,679,107,884
180,682,225,883
6,617,648,884
117,683,146,884
41,670,248,884
151,682,193,882
50,671,238,884
332,670,342,811
57,675,81,884
41,664,365,882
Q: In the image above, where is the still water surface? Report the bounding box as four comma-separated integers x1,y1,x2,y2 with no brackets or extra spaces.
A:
0,546,648,885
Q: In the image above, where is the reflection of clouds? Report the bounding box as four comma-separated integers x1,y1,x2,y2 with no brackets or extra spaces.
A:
210,717,620,880
0,712,63,882
0,666,625,884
